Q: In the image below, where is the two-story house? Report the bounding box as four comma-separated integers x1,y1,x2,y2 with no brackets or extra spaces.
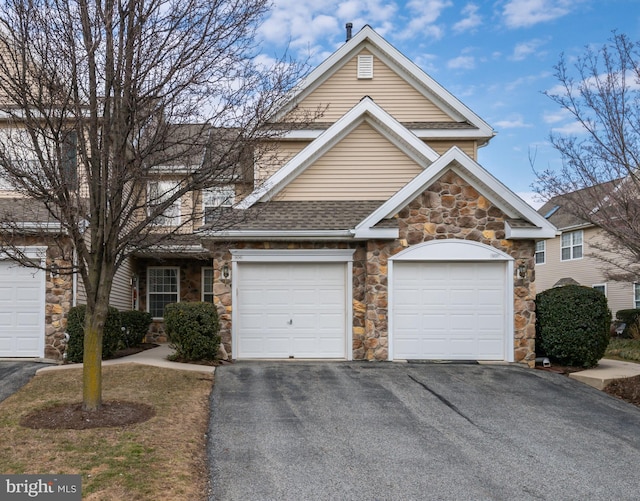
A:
1,25,557,364
536,187,638,317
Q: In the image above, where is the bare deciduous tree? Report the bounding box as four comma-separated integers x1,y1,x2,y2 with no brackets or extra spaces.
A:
535,32,640,281
0,0,308,410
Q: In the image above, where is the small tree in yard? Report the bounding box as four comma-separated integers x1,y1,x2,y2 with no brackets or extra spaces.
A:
0,0,308,411
535,32,640,282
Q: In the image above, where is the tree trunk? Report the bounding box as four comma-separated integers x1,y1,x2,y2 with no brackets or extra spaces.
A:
82,303,107,411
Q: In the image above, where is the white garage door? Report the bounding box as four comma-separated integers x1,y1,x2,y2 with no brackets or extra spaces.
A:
0,261,45,357
236,262,346,358
393,261,506,360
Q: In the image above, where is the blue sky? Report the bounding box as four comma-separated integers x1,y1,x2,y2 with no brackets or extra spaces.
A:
256,0,640,208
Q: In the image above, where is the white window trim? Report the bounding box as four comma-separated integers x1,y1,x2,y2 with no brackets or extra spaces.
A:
202,186,234,224
148,180,181,227
634,283,640,309
535,240,546,265
202,267,214,302
560,230,583,261
147,266,180,319
592,283,607,296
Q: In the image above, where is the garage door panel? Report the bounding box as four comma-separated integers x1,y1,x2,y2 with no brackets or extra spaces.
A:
237,262,346,359
0,260,45,357
393,261,506,360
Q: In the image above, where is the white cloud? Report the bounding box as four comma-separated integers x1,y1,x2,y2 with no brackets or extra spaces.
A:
447,55,475,70
501,0,584,29
397,0,452,40
543,109,571,124
551,121,588,135
494,115,532,128
453,3,482,33
510,38,548,61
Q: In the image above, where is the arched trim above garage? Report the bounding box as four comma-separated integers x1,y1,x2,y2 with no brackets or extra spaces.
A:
390,239,513,262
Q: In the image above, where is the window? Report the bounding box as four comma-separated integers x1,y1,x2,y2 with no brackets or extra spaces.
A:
635,283,640,309
561,230,583,261
147,267,179,318
202,267,214,303
535,240,545,265
202,186,234,224
592,284,607,296
148,180,181,226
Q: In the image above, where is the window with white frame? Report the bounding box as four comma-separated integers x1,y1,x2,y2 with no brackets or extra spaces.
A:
592,284,607,296
561,230,583,261
202,267,214,303
147,267,179,318
635,283,640,309
535,240,545,265
148,180,181,226
202,186,234,224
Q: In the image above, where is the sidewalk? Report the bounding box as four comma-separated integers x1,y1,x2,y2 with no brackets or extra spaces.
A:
569,359,640,390
36,344,215,375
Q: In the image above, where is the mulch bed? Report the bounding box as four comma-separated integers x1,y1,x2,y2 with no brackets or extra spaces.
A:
603,375,640,407
20,401,156,430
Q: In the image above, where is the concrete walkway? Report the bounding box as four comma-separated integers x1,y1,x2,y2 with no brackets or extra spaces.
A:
36,344,216,375
569,358,640,390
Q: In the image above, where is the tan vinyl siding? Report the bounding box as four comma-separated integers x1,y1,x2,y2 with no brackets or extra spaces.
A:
536,227,635,316
275,122,423,201
296,50,453,123
109,257,133,310
425,140,477,159
255,140,310,184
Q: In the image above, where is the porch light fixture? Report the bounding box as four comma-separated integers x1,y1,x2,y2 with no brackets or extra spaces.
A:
222,263,230,280
50,264,59,277
517,262,527,280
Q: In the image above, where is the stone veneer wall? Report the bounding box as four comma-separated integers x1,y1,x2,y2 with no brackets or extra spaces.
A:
45,243,74,360
363,170,537,365
208,242,364,359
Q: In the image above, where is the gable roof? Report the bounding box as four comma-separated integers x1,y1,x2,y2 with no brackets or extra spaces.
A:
239,96,440,208
278,25,494,142
353,146,558,240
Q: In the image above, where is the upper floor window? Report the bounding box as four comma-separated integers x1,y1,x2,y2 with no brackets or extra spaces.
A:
535,240,545,265
202,186,234,224
635,283,640,309
148,180,181,226
561,230,583,261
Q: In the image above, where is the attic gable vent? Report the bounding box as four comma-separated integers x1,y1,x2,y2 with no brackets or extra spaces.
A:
357,54,374,79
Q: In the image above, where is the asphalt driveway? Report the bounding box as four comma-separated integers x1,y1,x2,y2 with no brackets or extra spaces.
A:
0,361,41,403
208,362,640,501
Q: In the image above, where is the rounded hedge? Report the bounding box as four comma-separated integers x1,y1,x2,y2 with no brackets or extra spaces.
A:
120,310,153,348
164,302,220,361
535,285,611,368
66,305,122,363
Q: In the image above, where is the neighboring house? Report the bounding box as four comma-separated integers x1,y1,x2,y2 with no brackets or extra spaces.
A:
537,191,637,317
0,25,557,364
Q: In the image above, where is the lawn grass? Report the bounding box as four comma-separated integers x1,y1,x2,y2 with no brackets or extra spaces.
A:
0,364,213,500
605,338,640,363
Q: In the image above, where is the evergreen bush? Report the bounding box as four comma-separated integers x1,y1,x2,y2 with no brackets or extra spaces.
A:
535,285,611,368
120,310,153,348
65,305,122,363
164,302,220,361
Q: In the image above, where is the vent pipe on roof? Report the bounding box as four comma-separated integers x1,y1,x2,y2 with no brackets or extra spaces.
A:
346,23,353,41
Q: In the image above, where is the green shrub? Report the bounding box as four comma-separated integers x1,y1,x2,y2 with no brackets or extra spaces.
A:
536,285,611,368
164,302,220,361
615,309,640,338
120,310,153,348
66,305,122,363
